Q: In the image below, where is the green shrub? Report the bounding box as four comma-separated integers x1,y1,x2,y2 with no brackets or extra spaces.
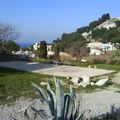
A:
13,77,90,120
48,55,55,59
88,56,106,64
106,57,120,64
106,57,116,64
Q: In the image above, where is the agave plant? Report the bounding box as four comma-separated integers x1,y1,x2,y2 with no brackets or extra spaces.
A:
19,77,90,120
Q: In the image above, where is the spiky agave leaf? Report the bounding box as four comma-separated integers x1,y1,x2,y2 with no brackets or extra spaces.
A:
66,97,73,120
24,109,32,120
72,95,79,119
75,113,84,120
31,82,54,117
31,81,48,102
47,82,56,115
64,85,74,100
55,78,64,119
75,110,91,120
69,84,75,98
16,106,28,114
31,107,47,120
70,84,73,93
29,78,90,120
63,95,73,120
63,85,75,120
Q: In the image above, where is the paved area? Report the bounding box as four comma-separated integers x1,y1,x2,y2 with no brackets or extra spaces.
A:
0,61,113,77
0,61,114,77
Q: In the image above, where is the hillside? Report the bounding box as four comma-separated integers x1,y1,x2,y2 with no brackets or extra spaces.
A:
82,18,120,42
52,13,120,54
96,18,120,29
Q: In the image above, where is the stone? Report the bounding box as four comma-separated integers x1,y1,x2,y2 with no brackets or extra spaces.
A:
40,82,47,86
95,77,108,86
79,82,88,87
82,76,90,84
71,76,90,87
90,82,95,86
66,76,70,79
71,77,80,84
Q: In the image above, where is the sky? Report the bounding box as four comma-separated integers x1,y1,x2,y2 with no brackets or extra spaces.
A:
0,0,120,45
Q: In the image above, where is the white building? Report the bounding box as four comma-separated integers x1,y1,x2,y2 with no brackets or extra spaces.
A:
101,42,116,51
87,42,116,55
89,48,102,55
32,42,54,57
32,43,52,51
47,44,52,51
33,43,40,50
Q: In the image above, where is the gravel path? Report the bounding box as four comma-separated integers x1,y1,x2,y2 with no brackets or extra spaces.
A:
0,87,120,119
112,72,120,84
0,61,114,78
78,87,120,117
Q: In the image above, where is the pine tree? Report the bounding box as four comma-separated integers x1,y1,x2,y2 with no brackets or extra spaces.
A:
37,41,47,58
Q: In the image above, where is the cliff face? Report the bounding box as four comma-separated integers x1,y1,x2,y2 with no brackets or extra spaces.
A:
96,20,116,30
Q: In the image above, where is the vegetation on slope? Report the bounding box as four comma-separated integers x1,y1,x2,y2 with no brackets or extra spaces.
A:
52,13,120,56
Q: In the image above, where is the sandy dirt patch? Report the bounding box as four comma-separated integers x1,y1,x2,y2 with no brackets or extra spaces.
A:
0,61,114,78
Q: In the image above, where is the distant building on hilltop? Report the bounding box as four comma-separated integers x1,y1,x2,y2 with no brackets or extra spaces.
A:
32,42,54,57
46,44,52,51
33,42,52,51
33,43,40,50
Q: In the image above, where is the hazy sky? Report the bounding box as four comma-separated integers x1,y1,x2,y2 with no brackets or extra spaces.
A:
0,0,120,44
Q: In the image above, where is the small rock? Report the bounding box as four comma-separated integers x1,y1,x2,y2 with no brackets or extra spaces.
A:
40,82,47,86
90,82,95,86
6,96,13,100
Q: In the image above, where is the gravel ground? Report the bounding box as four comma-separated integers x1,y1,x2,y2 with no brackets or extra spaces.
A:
112,72,120,84
0,86,120,119
0,61,118,119
0,61,114,77
78,86,120,117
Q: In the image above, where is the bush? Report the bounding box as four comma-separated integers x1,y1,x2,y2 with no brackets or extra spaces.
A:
114,57,120,64
106,57,120,64
106,57,115,64
88,55,107,64
48,54,55,59
59,52,73,62
11,78,90,120
87,51,120,64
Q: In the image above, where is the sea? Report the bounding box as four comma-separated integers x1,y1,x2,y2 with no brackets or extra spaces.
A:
17,42,34,48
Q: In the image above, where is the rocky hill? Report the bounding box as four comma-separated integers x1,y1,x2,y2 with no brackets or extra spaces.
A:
82,18,120,42
52,13,120,53
96,18,120,29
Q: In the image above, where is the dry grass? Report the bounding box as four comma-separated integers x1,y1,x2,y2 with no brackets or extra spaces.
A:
87,52,113,64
